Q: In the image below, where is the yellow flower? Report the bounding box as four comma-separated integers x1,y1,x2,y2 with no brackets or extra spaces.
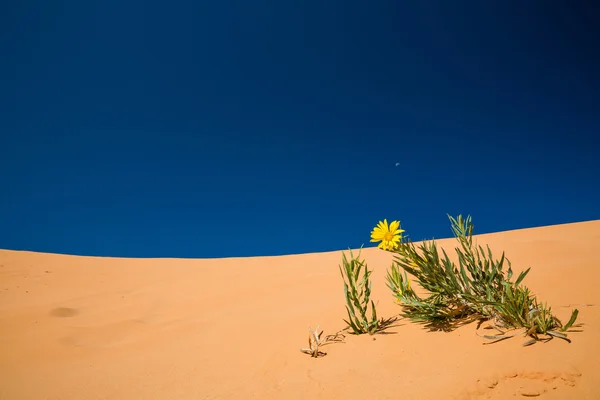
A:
370,219,404,251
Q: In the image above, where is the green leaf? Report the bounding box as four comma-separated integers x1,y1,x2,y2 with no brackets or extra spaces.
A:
371,300,378,321
514,268,531,287
561,309,579,332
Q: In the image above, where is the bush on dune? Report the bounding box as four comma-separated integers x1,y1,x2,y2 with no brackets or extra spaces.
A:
306,214,580,358
376,215,580,346
339,248,382,335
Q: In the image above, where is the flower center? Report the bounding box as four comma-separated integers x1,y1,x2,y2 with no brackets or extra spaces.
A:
384,232,394,241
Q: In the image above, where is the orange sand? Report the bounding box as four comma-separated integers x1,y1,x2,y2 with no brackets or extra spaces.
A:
1,220,600,399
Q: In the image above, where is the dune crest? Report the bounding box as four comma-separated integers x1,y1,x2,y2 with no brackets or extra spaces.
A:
1,220,600,399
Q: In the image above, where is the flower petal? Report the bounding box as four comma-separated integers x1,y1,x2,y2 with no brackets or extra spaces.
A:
371,232,384,240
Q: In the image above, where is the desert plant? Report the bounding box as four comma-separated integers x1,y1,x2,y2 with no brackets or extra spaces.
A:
300,325,345,358
383,214,580,345
339,247,381,334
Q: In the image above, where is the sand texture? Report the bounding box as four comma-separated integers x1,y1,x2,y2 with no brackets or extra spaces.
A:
1,220,600,399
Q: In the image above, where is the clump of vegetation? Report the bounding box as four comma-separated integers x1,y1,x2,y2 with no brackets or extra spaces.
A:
339,248,382,334
379,215,580,346
300,325,345,358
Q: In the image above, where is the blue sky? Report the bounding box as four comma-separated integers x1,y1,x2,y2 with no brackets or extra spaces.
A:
1,1,599,258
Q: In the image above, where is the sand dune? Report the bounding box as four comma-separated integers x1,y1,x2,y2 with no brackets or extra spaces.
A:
1,220,600,399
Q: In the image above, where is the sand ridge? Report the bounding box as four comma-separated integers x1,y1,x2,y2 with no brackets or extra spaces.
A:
1,220,599,399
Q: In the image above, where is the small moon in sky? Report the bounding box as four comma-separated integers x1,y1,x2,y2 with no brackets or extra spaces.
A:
395,163,400,167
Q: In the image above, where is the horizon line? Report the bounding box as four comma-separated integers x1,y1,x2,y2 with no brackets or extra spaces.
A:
2,218,598,260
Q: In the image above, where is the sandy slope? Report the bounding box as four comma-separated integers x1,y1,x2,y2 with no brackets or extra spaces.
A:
1,220,600,400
